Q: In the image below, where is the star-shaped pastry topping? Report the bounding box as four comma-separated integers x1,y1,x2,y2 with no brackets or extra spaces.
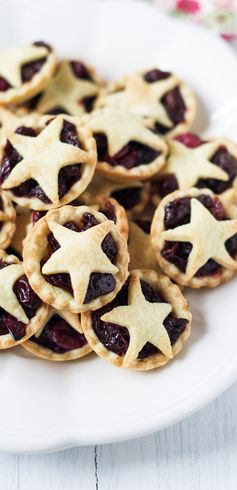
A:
102,73,178,128
0,45,48,87
88,108,165,155
2,116,88,204
165,140,229,189
162,198,237,279
0,263,28,324
35,307,83,338
101,273,172,367
42,220,118,305
37,61,98,116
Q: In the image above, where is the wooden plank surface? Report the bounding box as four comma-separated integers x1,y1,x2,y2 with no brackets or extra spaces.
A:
0,381,236,489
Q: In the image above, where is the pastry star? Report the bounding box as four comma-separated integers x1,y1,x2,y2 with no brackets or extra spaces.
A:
88,108,163,155
0,264,28,324
35,307,83,338
0,45,48,87
42,220,118,305
162,198,237,279
2,116,87,204
104,74,178,127
101,273,172,367
166,140,228,189
37,61,98,116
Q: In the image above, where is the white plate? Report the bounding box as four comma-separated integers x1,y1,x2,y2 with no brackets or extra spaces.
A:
1,0,237,453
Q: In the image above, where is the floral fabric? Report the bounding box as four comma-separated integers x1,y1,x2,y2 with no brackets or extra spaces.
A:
154,0,237,40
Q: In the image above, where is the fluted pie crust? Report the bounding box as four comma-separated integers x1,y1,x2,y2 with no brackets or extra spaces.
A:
151,188,237,288
0,190,16,249
1,115,97,210
23,205,129,313
81,269,191,370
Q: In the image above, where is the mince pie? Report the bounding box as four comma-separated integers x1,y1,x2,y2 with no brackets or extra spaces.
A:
23,205,129,313
96,69,196,138
0,250,48,349
35,59,102,116
151,188,237,288
128,221,160,272
81,269,191,370
0,115,97,210
82,174,151,219
0,41,56,105
23,307,92,361
0,190,16,249
86,108,168,181
152,133,237,206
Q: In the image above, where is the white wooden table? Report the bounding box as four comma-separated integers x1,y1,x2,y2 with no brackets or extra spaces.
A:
1,2,237,488
0,380,236,489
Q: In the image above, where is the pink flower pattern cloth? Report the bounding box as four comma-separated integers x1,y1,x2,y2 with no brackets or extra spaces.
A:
154,0,237,40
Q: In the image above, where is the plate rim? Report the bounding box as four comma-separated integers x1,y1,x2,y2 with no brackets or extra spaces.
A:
1,0,237,453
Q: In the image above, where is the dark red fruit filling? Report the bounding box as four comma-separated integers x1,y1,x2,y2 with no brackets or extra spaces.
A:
32,210,47,225
100,200,117,223
21,41,51,84
111,187,142,210
0,120,82,203
0,77,12,92
42,213,117,303
197,146,237,194
154,87,186,135
161,194,237,276
31,314,87,354
134,219,151,234
81,96,97,113
176,132,204,148
144,69,171,83
70,61,93,81
94,133,160,169
0,273,41,340
92,278,188,358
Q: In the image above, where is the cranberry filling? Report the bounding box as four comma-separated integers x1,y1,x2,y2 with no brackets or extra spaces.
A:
134,219,151,234
0,77,12,92
21,41,51,84
31,314,87,354
176,132,204,148
42,213,117,302
111,187,142,210
197,146,237,194
92,278,188,358
144,69,171,83
100,200,117,223
0,119,82,203
70,61,93,81
0,272,41,340
161,194,237,276
94,133,160,169
154,87,186,135
32,210,47,225
81,96,97,113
